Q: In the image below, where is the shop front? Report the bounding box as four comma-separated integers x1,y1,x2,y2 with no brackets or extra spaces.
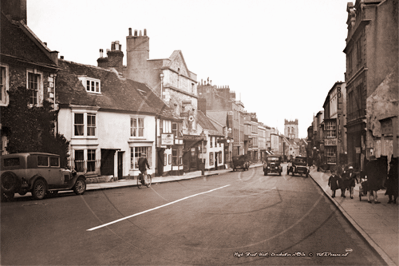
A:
182,134,206,172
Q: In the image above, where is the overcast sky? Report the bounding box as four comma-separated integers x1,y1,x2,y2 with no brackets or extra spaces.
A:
28,0,350,138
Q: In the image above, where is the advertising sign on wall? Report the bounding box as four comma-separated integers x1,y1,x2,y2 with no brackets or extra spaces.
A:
161,133,174,146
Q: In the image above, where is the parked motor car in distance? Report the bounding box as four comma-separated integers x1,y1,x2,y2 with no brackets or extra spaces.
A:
0,152,86,201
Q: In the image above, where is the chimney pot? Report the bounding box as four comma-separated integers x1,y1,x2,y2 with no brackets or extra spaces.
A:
44,42,47,46
60,56,64,59
144,29,147,36
139,30,142,36
129,28,132,36
134,29,137,36
99,49,103,58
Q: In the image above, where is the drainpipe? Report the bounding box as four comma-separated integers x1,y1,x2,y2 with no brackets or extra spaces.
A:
155,115,158,176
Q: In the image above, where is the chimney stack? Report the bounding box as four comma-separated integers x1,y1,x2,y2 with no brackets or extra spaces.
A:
1,0,27,24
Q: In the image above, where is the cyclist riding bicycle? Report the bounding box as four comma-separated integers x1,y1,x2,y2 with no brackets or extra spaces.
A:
138,153,150,185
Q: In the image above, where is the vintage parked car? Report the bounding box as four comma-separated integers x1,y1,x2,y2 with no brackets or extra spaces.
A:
287,156,309,177
232,155,250,171
0,152,86,201
263,156,282,176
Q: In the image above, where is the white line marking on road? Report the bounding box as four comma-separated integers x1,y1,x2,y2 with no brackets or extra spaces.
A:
87,184,231,232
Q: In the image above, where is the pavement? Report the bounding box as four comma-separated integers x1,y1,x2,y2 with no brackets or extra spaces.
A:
309,168,398,266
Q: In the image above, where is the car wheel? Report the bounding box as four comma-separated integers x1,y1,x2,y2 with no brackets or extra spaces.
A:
1,172,18,193
73,177,86,195
32,179,47,200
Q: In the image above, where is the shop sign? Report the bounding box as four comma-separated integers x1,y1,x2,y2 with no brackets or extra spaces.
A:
355,147,361,154
161,133,174,146
182,135,205,141
324,138,337,146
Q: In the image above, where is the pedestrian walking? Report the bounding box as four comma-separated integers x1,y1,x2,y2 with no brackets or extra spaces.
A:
138,153,150,184
337,164,347,198
343,166,357,199
328,170,340,198
365,158,382,204
385,158,398,204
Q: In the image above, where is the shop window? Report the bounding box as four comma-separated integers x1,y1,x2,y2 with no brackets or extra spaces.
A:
172,149,178,165
209,152,214,165
130,146,151,169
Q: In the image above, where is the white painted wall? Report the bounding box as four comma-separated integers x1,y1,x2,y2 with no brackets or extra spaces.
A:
58,108,156,178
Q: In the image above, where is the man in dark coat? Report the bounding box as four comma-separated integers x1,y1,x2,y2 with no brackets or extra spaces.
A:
138,153,150,184
342,166,357,199
328,170,340,198
385,158,398,204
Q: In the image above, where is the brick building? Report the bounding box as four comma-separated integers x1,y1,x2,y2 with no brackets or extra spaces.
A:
1,0,59,154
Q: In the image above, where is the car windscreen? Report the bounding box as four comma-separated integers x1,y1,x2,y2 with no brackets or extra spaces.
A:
295,158,306,164
267,157,279,162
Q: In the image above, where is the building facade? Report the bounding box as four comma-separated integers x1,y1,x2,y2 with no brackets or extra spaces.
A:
344,0,398,170
56,59,181,179
1,2,59,154
111,28,202,173
322,82,347,168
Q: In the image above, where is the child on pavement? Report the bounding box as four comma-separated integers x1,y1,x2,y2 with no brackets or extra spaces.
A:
328,170,340,198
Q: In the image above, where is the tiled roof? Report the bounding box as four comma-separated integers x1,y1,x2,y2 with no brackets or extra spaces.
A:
197,110,223,136
1,12,57,68
56,60,176,119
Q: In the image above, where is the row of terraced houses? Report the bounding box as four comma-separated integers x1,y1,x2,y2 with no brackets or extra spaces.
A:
307,0,398,173
1,0,303,180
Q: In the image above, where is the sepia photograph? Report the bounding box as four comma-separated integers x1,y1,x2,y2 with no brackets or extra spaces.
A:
1,0,398,265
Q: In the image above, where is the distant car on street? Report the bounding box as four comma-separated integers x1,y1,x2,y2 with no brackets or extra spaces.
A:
263,156,282,176
287,156,309,177
0,152,86,201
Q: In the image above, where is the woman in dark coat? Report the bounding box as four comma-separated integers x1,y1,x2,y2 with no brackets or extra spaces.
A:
385,159,398,204
365,159,383,203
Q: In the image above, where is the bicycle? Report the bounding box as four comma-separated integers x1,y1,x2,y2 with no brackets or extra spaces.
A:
137,172,152,189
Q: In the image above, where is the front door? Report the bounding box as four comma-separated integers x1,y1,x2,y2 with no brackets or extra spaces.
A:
157,148,165,176
189,147,198,171
101,149,115,176
117,151,124,179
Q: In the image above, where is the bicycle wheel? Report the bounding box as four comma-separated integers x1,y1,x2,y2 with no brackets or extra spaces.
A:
137,175,142,189
146,174,152,188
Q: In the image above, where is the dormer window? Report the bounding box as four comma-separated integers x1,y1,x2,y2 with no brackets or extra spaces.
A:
78,77,101,93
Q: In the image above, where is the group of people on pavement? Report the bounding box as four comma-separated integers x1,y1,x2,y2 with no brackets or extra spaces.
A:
328,166,358,199
328,158,398,204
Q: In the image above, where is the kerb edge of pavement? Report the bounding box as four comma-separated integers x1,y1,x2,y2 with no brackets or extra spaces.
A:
309,170,397,266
